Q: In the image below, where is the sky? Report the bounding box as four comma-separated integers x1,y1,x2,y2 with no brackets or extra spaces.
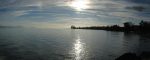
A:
0,0,150,28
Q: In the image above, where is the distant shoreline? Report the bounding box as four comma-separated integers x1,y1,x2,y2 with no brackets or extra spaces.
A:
0,26,22,28
71,21,150,33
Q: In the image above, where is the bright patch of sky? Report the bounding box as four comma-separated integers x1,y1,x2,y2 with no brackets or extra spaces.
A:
0,0,149,28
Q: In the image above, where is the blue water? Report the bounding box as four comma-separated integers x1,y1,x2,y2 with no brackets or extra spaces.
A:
0,28,149,60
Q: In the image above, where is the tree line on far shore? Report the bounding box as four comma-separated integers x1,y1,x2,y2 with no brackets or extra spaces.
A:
71,20,150,32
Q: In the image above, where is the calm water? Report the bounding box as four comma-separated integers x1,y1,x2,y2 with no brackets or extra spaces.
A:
0,28,150,60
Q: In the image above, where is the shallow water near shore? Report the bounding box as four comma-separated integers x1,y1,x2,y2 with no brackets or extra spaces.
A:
0,28,150,60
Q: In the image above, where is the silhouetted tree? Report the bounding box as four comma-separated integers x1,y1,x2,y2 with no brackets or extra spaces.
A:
139,20,150,31
124,22,133,28
71,25,76,29
123,22,134,31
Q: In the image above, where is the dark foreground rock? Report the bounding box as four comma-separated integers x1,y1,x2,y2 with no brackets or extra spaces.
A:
115,53,141,60
116,52,150,60
140,52,150,60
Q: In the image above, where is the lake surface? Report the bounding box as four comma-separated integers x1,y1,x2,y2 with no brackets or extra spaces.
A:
0,28,150,60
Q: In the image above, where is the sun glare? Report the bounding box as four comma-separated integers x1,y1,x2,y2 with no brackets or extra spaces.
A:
68,0,90,11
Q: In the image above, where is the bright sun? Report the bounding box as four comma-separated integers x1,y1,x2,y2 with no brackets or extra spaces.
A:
68,0,90,11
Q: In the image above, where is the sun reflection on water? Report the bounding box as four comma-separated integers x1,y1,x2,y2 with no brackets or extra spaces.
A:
73,35,86,60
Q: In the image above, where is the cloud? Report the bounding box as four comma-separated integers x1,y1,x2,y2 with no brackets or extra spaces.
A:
126,6,147,12
126,0,150,5
0,0,149,28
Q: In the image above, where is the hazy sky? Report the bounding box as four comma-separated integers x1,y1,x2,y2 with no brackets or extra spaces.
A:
0,0,150,28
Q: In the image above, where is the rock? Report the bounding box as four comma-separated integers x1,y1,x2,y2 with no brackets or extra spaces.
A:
115,53,141,60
